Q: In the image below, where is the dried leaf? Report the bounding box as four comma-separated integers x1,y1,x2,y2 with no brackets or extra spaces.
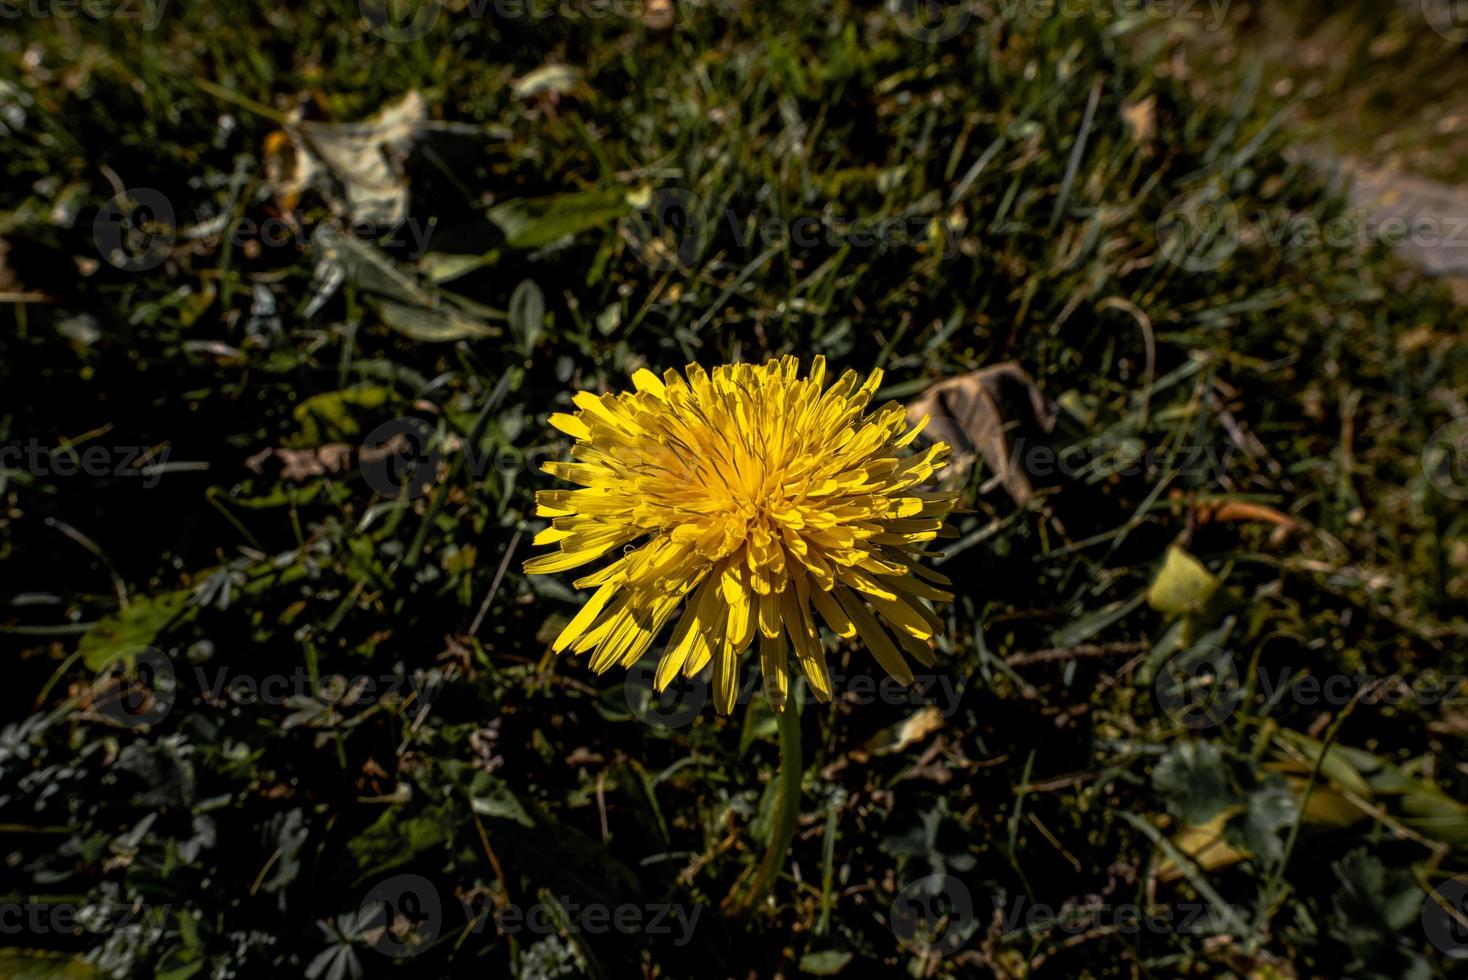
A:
263,129,312,213
642,0,675,30
864,705,943,757
905,362,1057,503
511,64,582,100
1122,95,1157,144
283,90,426,226
1195,500,1299,530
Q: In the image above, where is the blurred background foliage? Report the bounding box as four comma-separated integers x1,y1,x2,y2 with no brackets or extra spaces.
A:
1,1,1466,977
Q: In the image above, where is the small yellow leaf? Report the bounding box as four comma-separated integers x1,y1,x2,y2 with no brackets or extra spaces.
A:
1147,546,1220,617
1157,808,1248,883
864,705,944,757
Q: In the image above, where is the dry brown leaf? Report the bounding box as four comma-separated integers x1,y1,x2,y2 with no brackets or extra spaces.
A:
263,129,311,213
863,705,944,757
643,0,675,30
267,90,427,226
1195,500,1299,530
1122,96,1157,145
906,362,1057,503
245,436,413,483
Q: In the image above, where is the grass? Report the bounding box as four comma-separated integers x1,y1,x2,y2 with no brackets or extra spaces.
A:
1,2,1466,978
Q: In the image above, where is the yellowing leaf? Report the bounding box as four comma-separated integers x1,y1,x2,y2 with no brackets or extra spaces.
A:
79,591,193,670
1147,546,1220,617
1156,808,1248,883
905,362,1057,504
864,705,943,756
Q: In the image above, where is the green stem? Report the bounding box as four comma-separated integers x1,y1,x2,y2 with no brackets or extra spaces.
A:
726,702,803,917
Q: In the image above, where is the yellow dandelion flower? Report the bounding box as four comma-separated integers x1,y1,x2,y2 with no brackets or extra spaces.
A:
523,355,958,714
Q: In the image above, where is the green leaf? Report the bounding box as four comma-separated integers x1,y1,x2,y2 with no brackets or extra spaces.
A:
288,386,394,447
0,951,103,980
798,950,853,975
1240,776,1296,866
1329,849,1431,979
488,189,631,249
469,772,535,827
508,279,546,355
349,801,459,882
376,297,496,343
313,228,499,342
79,590,192,670
1154,740,1234,825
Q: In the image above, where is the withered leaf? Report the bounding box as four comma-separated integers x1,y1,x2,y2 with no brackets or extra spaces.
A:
906,362,1057,503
